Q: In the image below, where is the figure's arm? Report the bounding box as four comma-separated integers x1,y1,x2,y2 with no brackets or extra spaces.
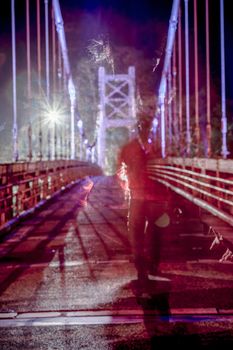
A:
116,150,129,195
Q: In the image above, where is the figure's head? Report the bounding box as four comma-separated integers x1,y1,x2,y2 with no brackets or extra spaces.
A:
137,105,154,141
137,116,152,135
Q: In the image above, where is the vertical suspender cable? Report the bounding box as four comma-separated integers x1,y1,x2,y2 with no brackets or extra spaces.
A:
220,0,228,159
158,0,180,158
172,38,178,153
57,41,63,158
184,0,191,156
52,7,56,96
178,6,183,153
26,0,31,99
51,6,57,159
44,0,51,159
11,0,18,161
97,67,105,167
205,0,211,157
26,0,32,161
37,0,42,160
37,0,41,89
194,0,200,154
52,0,76,159
45,0,50,99
168,61,172,150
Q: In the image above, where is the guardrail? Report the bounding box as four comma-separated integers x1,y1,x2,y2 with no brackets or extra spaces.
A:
0,160,102,231
149,157,233,262
148,157,233,225
148,157,233,261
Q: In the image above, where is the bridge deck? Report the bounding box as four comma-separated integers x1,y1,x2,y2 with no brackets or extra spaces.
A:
1,176,233,347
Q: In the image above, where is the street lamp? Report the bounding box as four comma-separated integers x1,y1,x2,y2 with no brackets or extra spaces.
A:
39,91,67,160
46,108,63,160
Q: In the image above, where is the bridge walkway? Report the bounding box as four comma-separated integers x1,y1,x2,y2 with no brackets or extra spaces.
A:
0,175,233,348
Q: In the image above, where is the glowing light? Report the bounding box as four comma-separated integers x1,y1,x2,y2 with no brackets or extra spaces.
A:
153,118,158,128
38,92,67,128
152,118,159,135
47,110,59,123
77,120,83,130
148,137,152,144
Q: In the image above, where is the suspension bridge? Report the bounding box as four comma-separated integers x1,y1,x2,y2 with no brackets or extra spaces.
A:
0,0,233,348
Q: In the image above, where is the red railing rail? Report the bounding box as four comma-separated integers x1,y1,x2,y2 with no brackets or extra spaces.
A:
0,160,102,231
148,157,233,227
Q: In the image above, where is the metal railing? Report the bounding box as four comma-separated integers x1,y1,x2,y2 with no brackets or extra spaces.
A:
0,160,102,231
148,157,233,227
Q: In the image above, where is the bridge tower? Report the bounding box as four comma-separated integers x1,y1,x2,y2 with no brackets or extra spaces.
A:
97,66,136,172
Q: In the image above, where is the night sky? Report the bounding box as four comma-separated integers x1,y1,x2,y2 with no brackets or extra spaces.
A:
58,0,172,76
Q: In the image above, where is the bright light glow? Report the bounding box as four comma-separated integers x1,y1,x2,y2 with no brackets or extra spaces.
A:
148,137,152,144
153,118,158,128
44,106,64,127
47,110,60,123
39,92,67,128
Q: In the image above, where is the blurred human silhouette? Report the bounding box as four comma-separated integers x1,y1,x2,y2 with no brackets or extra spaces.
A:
117,105,172,284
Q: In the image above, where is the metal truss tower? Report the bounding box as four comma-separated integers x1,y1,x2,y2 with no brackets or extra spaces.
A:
97,66,136,171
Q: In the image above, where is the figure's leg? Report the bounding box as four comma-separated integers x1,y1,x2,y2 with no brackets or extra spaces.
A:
145,202,165,275
146,228,162,275
128,199,147,281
